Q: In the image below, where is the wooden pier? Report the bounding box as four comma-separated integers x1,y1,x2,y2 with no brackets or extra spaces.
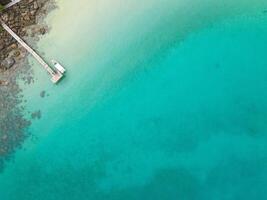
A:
0,20,63,83
4,0,22,9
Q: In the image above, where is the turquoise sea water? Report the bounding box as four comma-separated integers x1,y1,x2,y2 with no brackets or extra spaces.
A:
1,0,267,199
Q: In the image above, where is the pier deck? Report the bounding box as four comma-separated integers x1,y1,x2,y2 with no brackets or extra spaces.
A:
4,0,22,9
0,20,63,83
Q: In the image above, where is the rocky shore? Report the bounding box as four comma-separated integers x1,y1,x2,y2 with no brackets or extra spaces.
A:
0,0,55,171
0,0,51,73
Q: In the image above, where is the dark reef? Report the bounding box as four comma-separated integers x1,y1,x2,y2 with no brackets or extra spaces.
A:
0,0,55,171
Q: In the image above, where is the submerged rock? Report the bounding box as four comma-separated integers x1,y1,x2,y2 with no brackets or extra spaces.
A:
40,90,46,98
31,110,42,120
0,80,9,86
1,58,15,69
0,0,57,172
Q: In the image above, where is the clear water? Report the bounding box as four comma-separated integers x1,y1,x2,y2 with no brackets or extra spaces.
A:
1,0,267,199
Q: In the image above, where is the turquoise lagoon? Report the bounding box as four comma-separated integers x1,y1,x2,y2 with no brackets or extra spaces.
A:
1,0,267,199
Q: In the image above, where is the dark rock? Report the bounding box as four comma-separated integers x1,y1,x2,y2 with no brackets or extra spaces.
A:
0,0,53,171
0,80,9,86
31,110,42,119
14,51,20,57
0,0,51,72
39,27,46,35
1,58,15,69
40,90,46,97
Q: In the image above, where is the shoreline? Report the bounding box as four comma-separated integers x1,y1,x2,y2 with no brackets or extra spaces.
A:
0,0,56,171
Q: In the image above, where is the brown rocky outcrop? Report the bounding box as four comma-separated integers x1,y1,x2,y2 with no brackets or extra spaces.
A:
0,0,49,71
0,0,54,172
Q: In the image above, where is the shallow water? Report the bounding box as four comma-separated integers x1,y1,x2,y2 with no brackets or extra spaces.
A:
1,0,267,199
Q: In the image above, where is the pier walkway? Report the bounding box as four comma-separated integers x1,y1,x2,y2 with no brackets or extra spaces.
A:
0,20,63,83
4,0,22,9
